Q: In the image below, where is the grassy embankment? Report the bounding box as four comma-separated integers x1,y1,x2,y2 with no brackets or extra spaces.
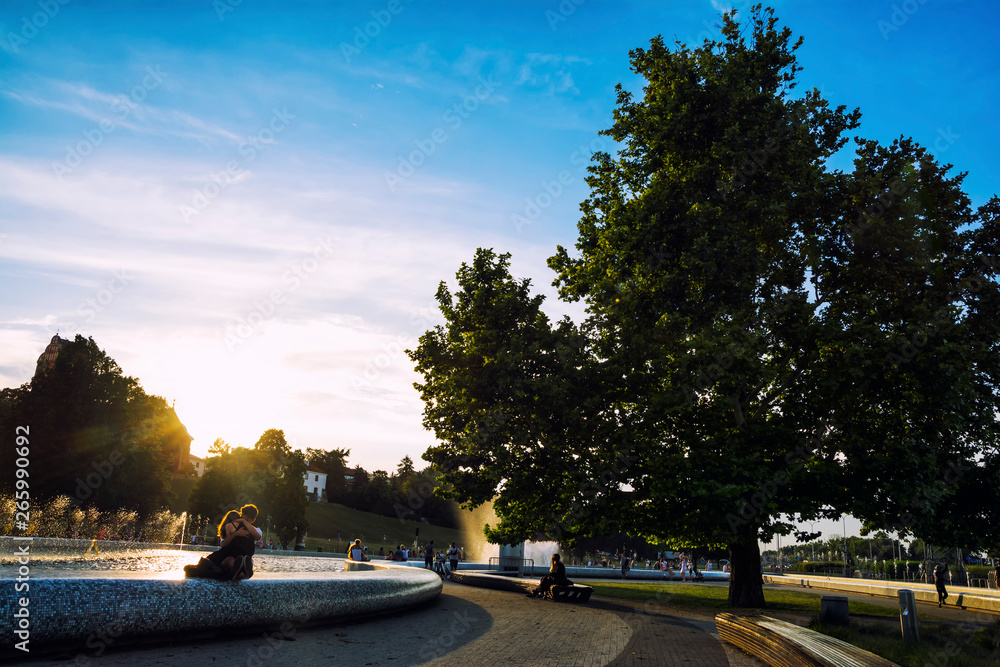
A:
591,582,1000,666
170,478,469,555
302,502,467,555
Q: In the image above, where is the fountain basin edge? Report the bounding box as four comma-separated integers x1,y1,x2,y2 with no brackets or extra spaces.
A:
1,560,441,658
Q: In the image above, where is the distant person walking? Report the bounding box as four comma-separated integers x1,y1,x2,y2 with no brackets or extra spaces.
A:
620,553,631,578
935,563,949,607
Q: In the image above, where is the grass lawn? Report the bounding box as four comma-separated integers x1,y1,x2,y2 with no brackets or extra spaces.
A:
589,581,903,619
301,502,469,555
590,582,1000,666
809,618,1000,667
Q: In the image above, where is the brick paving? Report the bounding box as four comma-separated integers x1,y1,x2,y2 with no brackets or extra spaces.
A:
18,581,759,666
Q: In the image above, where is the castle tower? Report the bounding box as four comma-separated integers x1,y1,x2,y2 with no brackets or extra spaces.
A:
34,334,68,379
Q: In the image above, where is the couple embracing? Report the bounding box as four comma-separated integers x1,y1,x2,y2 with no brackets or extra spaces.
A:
185,503,260,581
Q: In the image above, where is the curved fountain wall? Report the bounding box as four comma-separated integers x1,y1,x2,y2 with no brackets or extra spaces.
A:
1,539,442,657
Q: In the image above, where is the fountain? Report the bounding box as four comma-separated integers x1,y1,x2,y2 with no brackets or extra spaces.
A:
0,495,441,658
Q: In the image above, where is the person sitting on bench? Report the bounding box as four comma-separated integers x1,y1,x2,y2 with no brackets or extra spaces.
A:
526,553,572,598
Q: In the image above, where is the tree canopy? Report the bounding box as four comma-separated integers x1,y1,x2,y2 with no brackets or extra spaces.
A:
0,335,183,517
408,5,1000,606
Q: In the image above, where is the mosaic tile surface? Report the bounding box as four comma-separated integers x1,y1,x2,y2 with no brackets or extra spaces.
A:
1,554,441,656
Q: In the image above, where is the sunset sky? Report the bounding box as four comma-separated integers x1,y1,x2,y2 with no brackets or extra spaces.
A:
1,0,997,546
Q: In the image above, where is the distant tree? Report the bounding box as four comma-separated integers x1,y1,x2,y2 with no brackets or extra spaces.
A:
365,470,395,516
345,466,370,510
188,446,265,525
254,428,290,466
264,448,309,548
208,438,230,456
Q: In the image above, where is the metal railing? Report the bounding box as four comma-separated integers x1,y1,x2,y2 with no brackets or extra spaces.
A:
489,556,534,575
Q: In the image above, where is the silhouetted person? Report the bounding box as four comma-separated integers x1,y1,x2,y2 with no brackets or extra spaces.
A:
935,563,948,606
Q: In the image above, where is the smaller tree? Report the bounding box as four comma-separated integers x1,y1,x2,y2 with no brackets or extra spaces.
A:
264,449,309,548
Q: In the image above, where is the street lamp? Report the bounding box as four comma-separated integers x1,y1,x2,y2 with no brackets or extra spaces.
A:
842,516,848,578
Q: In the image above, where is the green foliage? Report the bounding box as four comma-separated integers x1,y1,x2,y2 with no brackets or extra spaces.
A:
264,448,309,548
188,430,309,548
407,248,594,545
305,446,350,503
406,4,1000,609
0,335,182,516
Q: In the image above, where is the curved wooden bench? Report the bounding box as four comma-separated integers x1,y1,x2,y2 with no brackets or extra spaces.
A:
715,613,898,667
545,584,593,603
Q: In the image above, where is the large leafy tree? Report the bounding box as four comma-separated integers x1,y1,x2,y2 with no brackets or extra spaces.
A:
409,5,1000,607
1,335,180,516
408,249,600,542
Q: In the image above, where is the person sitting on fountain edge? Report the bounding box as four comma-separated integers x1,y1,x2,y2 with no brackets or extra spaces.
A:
186,504,260,580
526,554,572,599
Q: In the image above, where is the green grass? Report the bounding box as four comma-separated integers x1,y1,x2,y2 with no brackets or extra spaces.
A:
300,502,468,555
808,618,1000,667
591,582,1000,666
588,581,902,619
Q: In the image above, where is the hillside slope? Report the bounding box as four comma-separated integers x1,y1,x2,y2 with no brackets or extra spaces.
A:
299,502,470,555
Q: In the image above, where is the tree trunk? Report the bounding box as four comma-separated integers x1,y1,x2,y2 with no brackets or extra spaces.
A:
728,535,766,607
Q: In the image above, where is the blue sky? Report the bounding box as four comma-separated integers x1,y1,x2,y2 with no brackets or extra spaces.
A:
1,1,997,541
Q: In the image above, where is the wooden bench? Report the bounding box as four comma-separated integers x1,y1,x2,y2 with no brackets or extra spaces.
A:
715,613,898,667
544,584,593,603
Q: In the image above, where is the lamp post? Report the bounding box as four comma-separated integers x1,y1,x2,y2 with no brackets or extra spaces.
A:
808,522,817,561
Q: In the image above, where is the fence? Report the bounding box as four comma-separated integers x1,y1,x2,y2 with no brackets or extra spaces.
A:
488,556,534,576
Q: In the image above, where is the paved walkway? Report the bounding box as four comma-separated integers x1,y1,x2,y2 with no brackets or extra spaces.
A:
18,582,762,666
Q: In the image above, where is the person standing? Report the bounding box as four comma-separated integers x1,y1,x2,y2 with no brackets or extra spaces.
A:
424,540,435,570
935,563,949,606
620,552,631,578
448,542,460,573
679,552,690,582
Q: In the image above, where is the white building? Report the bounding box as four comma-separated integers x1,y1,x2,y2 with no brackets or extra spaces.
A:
189,454,205,478
304,463,327,502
